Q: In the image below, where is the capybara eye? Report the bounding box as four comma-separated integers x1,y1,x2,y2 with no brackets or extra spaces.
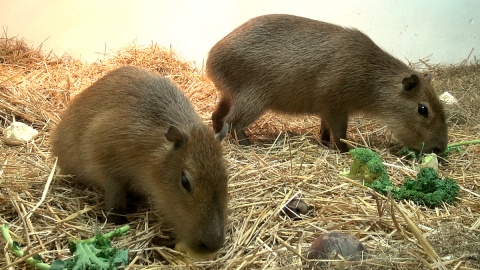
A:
181,173,191,192
418,104,429,118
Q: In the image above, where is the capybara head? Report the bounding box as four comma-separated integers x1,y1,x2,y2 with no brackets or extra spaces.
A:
147,125,228,256
382,73,448,153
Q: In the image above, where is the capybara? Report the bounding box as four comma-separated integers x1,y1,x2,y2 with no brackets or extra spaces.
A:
207,14,448,153
51,66,228,257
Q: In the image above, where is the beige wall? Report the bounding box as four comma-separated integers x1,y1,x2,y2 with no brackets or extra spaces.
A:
1,0,479,65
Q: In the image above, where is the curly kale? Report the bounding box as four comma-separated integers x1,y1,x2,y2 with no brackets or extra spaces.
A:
342,148,460,208
394,167,460,208
398,147,421,160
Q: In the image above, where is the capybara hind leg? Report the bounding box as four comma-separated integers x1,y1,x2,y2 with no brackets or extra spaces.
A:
104,180,128,224
212,97,231,133
320,119,331,146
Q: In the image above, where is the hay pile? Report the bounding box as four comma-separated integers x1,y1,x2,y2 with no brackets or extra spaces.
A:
1,34,479,269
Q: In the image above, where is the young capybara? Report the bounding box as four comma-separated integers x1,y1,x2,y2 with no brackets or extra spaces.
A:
207,14,448,153
50,66,228,258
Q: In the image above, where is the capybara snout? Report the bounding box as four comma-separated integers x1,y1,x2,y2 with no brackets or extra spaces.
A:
206,14,448,152
51,66,228,256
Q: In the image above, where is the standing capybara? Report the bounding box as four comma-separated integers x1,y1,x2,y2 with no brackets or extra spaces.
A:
51,66,228,258
207,14,448,153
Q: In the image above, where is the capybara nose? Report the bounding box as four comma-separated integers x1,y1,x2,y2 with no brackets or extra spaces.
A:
431,139,447,155
198,234,225,253
433,146,446,155
196,229,225,253
197,241,220,254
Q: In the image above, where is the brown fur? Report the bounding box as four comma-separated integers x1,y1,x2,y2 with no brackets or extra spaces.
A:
50,66,228,254
207,14,448,153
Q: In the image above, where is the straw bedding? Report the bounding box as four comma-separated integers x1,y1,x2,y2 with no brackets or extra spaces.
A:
1,34,479,269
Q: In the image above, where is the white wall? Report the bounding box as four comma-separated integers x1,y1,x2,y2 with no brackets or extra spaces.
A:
1,0,479,66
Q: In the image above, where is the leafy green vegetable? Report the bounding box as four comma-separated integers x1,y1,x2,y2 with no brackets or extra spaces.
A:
341,148,460,208
1,224,130,270
398,147,421,161
442,139,480,156
394,167,460,208
1,224,51,270
50,238,128,270
416,153,439,171
51,225,130,270
369,167,460,208
340,148,389,184
369,173,395,194
442,146,462,156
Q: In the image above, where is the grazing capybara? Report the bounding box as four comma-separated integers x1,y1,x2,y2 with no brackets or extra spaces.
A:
51,66,228,258
207,14,448,153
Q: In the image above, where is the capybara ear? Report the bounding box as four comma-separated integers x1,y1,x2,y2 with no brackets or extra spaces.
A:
165,126,187,149
402,74,420,91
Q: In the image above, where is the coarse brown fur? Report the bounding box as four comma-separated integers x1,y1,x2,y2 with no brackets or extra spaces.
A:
207,14,448,153
50,66,228,255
